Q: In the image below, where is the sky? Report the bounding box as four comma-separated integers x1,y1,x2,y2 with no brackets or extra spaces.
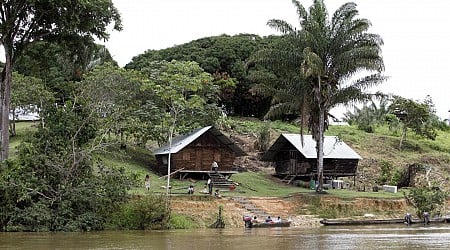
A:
103,0,448,120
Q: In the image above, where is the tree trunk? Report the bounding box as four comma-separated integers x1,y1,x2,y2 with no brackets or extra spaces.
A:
314,76,325,192
399,124,407,150
317,108,325,192
0,48,12,160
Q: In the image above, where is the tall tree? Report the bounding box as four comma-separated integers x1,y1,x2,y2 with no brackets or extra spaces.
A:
0,0,122,160
251,0,385,191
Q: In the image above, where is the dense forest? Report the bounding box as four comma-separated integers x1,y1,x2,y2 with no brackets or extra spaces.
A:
1,0,448,232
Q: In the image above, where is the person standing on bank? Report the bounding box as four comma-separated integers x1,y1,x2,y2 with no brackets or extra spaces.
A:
211,161,219,172
144,174,151,191
207,177,213,194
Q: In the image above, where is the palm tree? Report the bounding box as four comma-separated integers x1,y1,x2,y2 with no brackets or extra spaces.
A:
251,0,386,192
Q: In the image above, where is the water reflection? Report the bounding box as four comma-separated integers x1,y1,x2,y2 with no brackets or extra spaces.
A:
1,224,450,250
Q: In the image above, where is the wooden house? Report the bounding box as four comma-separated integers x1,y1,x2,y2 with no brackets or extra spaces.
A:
153,126,246,178
261,134,361,179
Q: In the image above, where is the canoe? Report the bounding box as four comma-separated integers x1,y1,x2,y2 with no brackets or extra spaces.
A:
320,218,450,226
247,221,292,228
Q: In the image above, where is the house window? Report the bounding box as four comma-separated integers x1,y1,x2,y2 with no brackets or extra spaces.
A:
162,156,168,164
183,152,190,160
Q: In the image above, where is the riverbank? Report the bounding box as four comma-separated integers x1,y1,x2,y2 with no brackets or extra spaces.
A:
169,194,410,228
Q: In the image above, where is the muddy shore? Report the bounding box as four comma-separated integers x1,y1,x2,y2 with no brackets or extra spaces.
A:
169,194,409,228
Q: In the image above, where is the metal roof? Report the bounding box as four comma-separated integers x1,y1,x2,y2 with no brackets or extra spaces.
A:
261,134,361,161
153,126,246,156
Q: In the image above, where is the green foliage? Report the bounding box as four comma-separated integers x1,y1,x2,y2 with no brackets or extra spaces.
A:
378,161,394,185
126,34,273,118
110,195,168,230
9,71,51,137
250,0,385,192
141,60,221,145
344,98,391,133
0,0,122,160
404,187,447,218
389,96,438,144
169,214,199,229
81,63,151,146
0,89,135,231
254,121,271,152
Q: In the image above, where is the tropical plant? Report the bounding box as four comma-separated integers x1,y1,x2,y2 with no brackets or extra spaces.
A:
388,96,438,149
10,72,53,135
126,34,274,118
0,0,122,160
343,95,391,133
250,0,385,191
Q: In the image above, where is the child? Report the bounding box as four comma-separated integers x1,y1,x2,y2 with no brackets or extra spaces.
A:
188,185,194,194
144,174,150,190
214,189,221,198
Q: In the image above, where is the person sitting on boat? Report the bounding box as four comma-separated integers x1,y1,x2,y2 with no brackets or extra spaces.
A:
404,212,412,225
251,216,258,223
265,216,273,223
274,216,281,223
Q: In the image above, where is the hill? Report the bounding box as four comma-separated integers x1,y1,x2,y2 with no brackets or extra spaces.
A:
224,117,450,191
9,119,450,228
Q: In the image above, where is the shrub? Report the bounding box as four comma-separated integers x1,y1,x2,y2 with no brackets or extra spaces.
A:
110,194,168,230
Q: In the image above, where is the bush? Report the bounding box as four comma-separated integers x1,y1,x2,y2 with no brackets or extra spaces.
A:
169,214,198,229
110,194,168,230
404,186,448,218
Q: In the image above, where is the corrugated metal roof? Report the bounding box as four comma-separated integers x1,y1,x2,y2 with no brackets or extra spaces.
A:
153,126,246,156
262,134,361,161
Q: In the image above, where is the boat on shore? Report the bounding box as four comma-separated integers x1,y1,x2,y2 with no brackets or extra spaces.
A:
246,221,292,228
320,217,450,226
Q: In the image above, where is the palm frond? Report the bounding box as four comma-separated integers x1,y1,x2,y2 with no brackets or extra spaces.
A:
267,19,295,34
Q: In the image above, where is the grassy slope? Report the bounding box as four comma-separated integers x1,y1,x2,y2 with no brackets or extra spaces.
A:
10,119,450,199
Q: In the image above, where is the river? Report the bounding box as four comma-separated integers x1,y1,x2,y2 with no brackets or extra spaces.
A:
1,224,450,249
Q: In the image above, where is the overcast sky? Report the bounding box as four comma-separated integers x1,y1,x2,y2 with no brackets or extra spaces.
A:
103,0,450,120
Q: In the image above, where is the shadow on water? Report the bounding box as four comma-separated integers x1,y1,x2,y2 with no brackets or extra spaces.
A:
2,224,450,249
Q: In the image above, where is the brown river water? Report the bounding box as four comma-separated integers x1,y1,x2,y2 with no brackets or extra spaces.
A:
1,224,450,249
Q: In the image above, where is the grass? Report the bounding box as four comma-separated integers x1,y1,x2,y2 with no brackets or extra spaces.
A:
9,121,38,158
9,119,450,200
229,171,308,197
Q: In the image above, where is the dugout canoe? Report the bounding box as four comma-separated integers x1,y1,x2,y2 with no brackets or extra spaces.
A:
320,218,450,226
246,221,292,228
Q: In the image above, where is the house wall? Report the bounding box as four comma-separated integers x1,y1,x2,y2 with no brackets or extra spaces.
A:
154,131,237,174
272,144,358,177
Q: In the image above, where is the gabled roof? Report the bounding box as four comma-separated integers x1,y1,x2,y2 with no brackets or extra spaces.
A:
261,134,361,161
153,126,246,156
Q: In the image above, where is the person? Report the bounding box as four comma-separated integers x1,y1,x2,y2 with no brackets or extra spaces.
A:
275,216,281,223
404,212,412,225
207,178,213,194
265,216,272,223
214,189,221,198
251,216,259,223
144,174,150,191
201,185,208,194
211,161,219,172
243,215,252,228
423,211,430,225
187,184,194,195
